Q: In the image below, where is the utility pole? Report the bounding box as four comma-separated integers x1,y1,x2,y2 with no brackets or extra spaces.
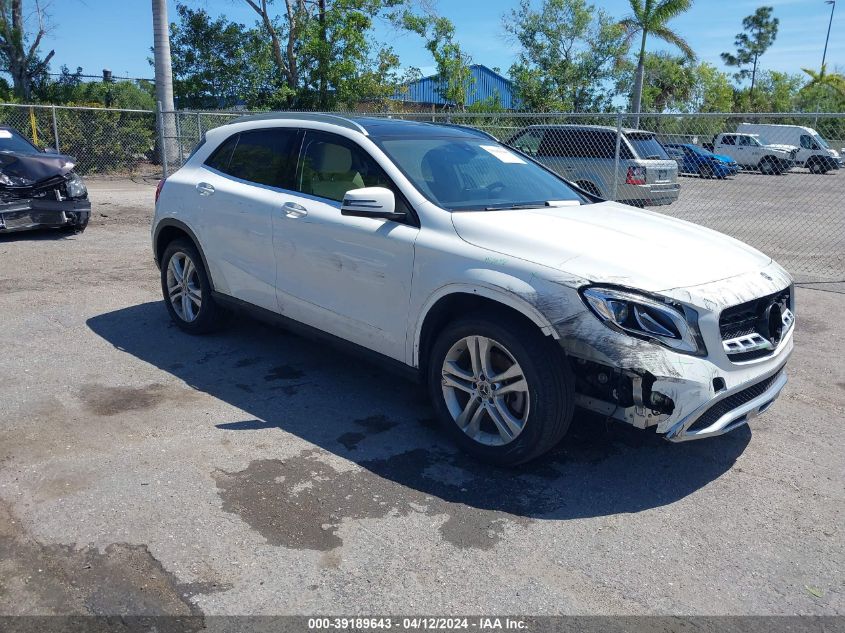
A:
152,0,177,166
822,1,836,70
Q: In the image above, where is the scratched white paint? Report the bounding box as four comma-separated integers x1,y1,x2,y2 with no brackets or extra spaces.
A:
155,116,795,442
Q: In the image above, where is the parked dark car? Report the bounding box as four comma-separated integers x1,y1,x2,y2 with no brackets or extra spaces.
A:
0,126,90,234
664,143,740,179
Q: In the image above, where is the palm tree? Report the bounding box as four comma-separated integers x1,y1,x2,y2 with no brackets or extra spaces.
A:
152,0,177,166
620,0,696,119
802,64,845,97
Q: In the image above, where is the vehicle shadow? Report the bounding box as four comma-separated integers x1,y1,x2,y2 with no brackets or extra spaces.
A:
0,228,79,242
87,301,750,523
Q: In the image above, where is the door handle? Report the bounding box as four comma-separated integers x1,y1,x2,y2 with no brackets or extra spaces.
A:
283,201,308,219
196,182,215,196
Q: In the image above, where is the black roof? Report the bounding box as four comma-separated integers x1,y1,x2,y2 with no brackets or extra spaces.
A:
227,112,496,140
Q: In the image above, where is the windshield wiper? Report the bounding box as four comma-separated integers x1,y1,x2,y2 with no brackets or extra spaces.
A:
483,201,554,211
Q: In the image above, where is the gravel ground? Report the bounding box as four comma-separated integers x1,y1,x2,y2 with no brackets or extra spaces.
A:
0,177,843,621
658,169,845,282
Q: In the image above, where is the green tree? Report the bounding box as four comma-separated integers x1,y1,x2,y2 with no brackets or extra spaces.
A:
301,0,403,109
802,64,845,98
721,6,779,99
168,4,282,109
620,51,695,112
504,0,628,112
0,0,54,99
690,62,734,112
619,0,695,116
401,11,475,109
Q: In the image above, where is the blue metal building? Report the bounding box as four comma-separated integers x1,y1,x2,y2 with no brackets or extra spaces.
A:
393,64,519,109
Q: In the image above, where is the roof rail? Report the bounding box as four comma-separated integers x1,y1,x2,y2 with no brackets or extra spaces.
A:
225,112,368,135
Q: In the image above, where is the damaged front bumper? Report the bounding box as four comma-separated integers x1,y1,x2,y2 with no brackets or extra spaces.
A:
557,264,795,442
0,197,91,233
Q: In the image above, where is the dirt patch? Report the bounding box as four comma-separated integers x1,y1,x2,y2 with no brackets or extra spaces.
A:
77,384,198,417
0,500,218,624
213,448,535,552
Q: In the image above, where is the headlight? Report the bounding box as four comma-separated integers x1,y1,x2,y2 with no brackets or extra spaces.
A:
581,286,705,355
65,172,87,198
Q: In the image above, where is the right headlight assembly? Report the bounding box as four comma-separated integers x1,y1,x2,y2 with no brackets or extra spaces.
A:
580,286,706,356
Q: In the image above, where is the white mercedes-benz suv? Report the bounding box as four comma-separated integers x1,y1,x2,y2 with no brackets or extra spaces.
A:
152,113,794,465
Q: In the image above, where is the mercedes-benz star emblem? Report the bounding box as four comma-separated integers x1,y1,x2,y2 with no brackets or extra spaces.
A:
761,302,784,345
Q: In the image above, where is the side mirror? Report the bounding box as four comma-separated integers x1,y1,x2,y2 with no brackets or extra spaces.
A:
341,187,404,221
43,146,58,154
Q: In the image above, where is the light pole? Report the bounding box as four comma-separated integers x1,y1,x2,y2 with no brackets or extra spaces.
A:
822,0,836,70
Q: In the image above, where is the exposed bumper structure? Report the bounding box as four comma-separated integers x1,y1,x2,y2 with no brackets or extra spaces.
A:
0,198,90,233
665,359,788,442
556,263,796,442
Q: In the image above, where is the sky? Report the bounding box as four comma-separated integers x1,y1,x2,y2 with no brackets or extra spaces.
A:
37,0,844,82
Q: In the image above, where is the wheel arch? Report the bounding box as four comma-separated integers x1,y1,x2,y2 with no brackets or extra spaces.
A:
153,219,215,291
412,284,560,374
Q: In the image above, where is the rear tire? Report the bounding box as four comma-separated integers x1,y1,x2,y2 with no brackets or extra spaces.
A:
160,239,223,334
427,313,574,466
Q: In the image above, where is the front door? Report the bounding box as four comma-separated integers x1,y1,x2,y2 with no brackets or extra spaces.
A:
272,130,418,361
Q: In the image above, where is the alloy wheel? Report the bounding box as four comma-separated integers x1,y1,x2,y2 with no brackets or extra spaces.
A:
166,251,202,322
440,335,530,446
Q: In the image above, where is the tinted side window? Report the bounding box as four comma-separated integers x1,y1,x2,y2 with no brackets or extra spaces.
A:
204,134,238,171
298,131,407,212
722,135,736,146
800,135,814,149
226,128,299,188
538,129,582,157
511,129,544,156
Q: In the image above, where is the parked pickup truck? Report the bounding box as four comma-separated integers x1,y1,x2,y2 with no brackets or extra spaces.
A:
710,133,798,175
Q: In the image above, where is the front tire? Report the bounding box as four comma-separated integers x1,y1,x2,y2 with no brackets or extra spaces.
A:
759,156,779,175
699,163,715,179
160,239,223,334
427,313,574,466
808,159,828,174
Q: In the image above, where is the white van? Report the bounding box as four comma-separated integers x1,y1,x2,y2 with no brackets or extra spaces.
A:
737,123,841,174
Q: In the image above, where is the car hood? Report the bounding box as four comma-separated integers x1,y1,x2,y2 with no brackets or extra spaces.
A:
764,143,797,154
451,201,772,293
0,150,77,186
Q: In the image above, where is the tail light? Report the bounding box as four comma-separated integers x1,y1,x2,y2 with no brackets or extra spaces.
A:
626,167,646,185
155,179,165,204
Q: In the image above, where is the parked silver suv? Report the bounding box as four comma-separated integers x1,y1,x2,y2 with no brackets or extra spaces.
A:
508,124,680,206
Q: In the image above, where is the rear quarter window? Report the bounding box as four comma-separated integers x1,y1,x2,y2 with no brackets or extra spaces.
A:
625,133,669,160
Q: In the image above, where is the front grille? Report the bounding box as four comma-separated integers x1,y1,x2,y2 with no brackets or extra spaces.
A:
719,286,792,361
686,369,783,433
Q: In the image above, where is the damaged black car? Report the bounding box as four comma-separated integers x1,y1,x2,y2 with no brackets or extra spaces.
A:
0,126,90,234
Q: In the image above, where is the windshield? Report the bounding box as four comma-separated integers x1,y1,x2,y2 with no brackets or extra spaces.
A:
0,128,39,154
374,136,584,211
626,134,669,160
813,133,830,149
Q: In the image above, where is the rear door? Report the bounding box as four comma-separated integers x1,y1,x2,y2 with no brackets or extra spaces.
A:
197,127,302,312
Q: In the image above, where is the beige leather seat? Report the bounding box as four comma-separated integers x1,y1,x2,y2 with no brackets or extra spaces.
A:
305,142,365,201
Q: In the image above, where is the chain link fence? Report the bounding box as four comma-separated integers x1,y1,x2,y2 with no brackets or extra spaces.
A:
1,103,842,282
